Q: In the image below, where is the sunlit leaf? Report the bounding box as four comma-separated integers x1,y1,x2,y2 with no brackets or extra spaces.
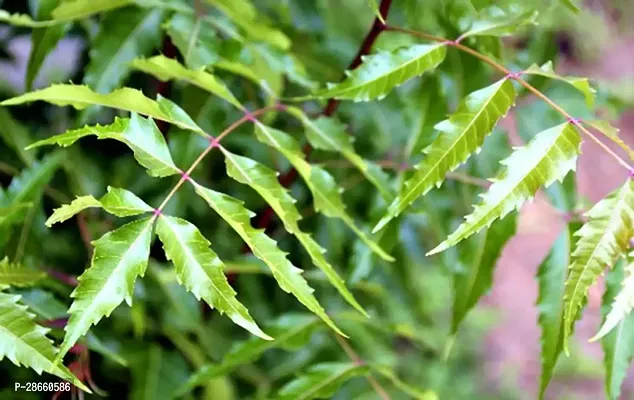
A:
524,61,596,108
375,79,516,232
0,258,46,287
460,7,538,39
429,122,581,255
55,217,154,363
155,215,270,339
51,0,133,20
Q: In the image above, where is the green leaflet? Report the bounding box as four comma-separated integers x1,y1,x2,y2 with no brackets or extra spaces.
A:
0,107,36,166
0,10,58,27
1,84,203,134
221,148,367,317
46,187,153,227
277,362,370,400
451,213,516,335
287,107,393,202
429,122,581,255
131,55,242,109
155,215,270,340
180,314,322,393
306,44,446,102
600,258,634,400
536,223,579,399
83,8,163,98
524,61,596,108
55,217,154,363
28,114,180,178
563,179,634,350
585,120,634,162
129,345,191,400
367,0,385,23
0,257,47,287
164,13,219,69
51,0,133,20
25,0,67,92
253,123,394,261
374,79,516,232
204,0,291,50
592,254,634,341
460,7,538,39
560,0,580,12
192,184,344,336
0,291,90,392
0,203,33,228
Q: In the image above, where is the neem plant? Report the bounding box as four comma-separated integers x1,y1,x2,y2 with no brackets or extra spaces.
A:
0,0,633,399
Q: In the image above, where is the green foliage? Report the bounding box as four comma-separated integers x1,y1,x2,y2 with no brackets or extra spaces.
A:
0,0,632,398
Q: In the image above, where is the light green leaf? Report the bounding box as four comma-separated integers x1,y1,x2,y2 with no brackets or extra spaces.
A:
600,258,634,400
306,44,446,102
180,314,322,393
51,0,133,20
429,122,581,255
537,223,579,399
28,114,180,177
84,8,163,97
1,84,203,133
584,120,634,162
131,55,242,109
524,61,595,108
592,253,634,341
0,258,46,287
155,215,270,339
288,107,393,202
46,187,152,227
192,184,344,336
25,0,67,91
253,123,393,262
204,0,291,50
563,179,634,350
452,214,516,335
560,0,580,13
277,362,370,400
0,290,90,391
0,107,36,166
221,149,367,316
375,79,516,232
367,0,385,23
0,10,58,27
460,7,538,39
55,217,154,363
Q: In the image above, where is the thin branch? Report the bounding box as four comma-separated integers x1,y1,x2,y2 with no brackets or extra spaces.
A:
334,334,391,400
387,25,634,173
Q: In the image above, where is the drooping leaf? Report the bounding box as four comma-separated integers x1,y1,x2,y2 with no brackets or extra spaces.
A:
83,8,163,98
0,107,36,165
592,250,634,341
537,223,579,399
599,258,634,400
306,44,446,102
253,123,394,262
131,55,242,109
0,258,46,287
0,290,89,391
429,122,581,255
155,215,270,339
374,79,516,232
1,84,203,133
524,61,596,108
452,213,516,335
50,0,133,20
563,179,634,350
55,217,154,363
46,187,153,227
277,362,370,400
221,148,367,316
28,114,180,177
204,0,291,50
288,107,394,202
192,184,344,336
460,7,538,39
180,314,322,393
584,120,634,162
25,0,67,91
